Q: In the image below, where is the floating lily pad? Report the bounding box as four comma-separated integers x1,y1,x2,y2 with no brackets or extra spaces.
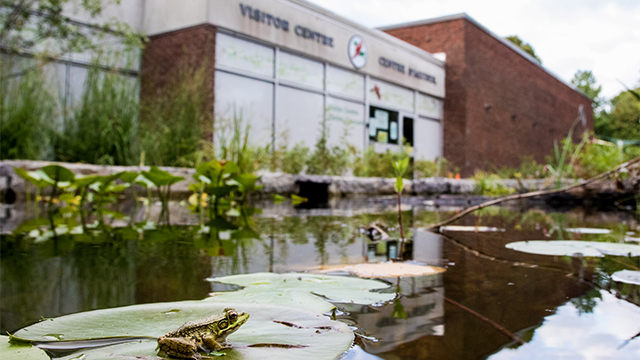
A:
12,301,353,360
611,270,640,285
565,228,611,234
0,335,49,360
314,262,446,279
440,226,505,232
505,241,640,257
207,273,395,313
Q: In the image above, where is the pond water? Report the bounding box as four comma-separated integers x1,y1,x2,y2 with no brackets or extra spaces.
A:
1,197,639,359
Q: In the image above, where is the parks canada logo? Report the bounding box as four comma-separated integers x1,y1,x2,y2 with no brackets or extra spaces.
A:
348,35,367,69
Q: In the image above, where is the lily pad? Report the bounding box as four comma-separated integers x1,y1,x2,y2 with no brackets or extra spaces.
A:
611,270,640,285
11,301,353,360
565,228,611,234
439,226,505,232
505,240,640,257
207,273,395,313
316,262,446,279
0,335,49,360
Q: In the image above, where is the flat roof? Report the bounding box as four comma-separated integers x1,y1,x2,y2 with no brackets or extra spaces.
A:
378,13,592,101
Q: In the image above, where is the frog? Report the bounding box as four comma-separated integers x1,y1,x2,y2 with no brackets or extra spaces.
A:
157,308,249,359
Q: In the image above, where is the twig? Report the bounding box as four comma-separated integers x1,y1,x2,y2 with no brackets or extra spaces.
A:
425,156,640,230
434,293,525,345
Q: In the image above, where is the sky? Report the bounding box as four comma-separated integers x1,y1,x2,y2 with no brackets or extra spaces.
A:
307,0,640,99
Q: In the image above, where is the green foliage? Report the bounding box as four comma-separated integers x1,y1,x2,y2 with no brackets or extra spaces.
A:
140,66,210,167
306,136,354,176
353,147,408,178
472,171,514,196
574,135,640,178
0,59,57,160
493,156,548,179
506,35,542,63
571,70,603,109
54,62,139,165
598,87,640,140
414,157,456,178
0,0,144,62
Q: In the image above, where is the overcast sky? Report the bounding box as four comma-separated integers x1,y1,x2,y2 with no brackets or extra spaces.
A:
307,0,640,99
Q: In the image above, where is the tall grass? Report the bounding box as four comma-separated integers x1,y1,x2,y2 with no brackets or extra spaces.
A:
54,62,140,165
0,58,57,160
140,66,210,167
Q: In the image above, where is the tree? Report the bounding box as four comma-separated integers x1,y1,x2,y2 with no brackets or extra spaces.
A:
599,87,640,140
0,0,144,77
506,35,542,63
571,70,603,109
571,70,607,135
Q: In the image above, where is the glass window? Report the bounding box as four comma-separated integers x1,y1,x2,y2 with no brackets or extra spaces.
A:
369,78,414,111
276,86,324,149
215,71,274,148
326,65,364,100
414,116,442,161
216,33,274,77
417,93,443,120
369,106,399,145
326,97,365,151
278,51,323,89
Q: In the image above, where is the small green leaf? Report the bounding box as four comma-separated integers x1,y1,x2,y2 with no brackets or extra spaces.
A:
273,194,286,204
42,165,75,183
291,194,308,205
395,176,404,193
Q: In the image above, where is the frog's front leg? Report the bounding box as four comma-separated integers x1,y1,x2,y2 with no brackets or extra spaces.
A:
203,335,231,351
158,336,202,360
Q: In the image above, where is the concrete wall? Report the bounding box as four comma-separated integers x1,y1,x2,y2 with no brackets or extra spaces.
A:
384,18,594,176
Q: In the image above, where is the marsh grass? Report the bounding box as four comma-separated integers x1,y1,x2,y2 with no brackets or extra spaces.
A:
54,60,140,165
140,66,210,167
0,58,57,160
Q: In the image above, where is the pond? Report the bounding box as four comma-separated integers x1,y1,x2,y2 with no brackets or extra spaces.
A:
1,197,640,359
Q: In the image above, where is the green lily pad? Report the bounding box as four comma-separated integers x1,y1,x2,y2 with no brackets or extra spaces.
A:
0,335,49,360
505,240,640,257
11,302,353,360
207,273,395,313
611,270,640,285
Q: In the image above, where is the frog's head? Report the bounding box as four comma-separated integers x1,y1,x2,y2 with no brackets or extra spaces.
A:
217,308,249,336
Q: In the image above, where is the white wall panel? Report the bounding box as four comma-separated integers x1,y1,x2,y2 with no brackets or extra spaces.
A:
215,71,274,148
325,97,365,151
414,117,442,161
369,78,414,112
417,93,444,120
276,86,323,149
278,51,323,89
326,65,364,100
216,33,274,77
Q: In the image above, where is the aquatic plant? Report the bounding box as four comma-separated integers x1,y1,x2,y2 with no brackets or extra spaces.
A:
391,156,409,260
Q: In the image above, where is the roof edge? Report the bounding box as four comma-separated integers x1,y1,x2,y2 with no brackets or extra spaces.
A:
378,13,593,102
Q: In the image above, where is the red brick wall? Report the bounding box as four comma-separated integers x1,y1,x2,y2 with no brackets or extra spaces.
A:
385,18,593,175
141,24,217,135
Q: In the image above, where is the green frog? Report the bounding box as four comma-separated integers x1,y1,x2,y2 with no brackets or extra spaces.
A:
157,308,249,359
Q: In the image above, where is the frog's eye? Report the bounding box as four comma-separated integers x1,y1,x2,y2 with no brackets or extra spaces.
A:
228,311,238,321
219,320,228,329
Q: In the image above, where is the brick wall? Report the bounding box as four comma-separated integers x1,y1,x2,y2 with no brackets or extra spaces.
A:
385,18,593,175
140,24,217,136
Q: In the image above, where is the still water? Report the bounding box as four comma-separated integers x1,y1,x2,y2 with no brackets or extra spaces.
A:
1,197,639,359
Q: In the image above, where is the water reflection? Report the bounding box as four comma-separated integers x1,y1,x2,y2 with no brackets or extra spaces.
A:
1,199,639,359
489,291,640,359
